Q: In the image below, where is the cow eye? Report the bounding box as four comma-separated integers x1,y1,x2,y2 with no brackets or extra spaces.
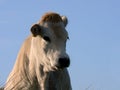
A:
43,36,51,42
67,36,70,40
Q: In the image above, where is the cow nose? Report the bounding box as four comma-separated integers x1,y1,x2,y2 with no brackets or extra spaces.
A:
58,57,70,68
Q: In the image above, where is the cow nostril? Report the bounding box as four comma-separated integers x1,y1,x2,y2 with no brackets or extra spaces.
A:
58,58,70,68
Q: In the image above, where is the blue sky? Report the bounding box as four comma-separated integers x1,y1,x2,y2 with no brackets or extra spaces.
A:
0,0,120,90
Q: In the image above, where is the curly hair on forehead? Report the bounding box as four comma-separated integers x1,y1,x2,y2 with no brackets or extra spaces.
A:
41,12,63,23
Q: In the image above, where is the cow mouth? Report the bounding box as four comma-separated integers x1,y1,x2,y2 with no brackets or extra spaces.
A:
51,65,69,71
51,66,64,71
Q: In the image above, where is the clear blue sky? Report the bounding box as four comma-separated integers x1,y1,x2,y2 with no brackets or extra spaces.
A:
0,0,120,90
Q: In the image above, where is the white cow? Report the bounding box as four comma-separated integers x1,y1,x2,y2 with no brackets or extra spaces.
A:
4,12,72,90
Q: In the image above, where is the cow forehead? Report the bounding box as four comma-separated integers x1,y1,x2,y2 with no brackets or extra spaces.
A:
40,22,68,41
37,12,68,40
51,25,68,40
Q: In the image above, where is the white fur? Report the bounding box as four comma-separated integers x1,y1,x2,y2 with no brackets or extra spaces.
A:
4,13,72,90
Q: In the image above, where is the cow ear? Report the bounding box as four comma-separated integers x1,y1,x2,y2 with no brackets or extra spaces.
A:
61,16,68,27
31,24,41,37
